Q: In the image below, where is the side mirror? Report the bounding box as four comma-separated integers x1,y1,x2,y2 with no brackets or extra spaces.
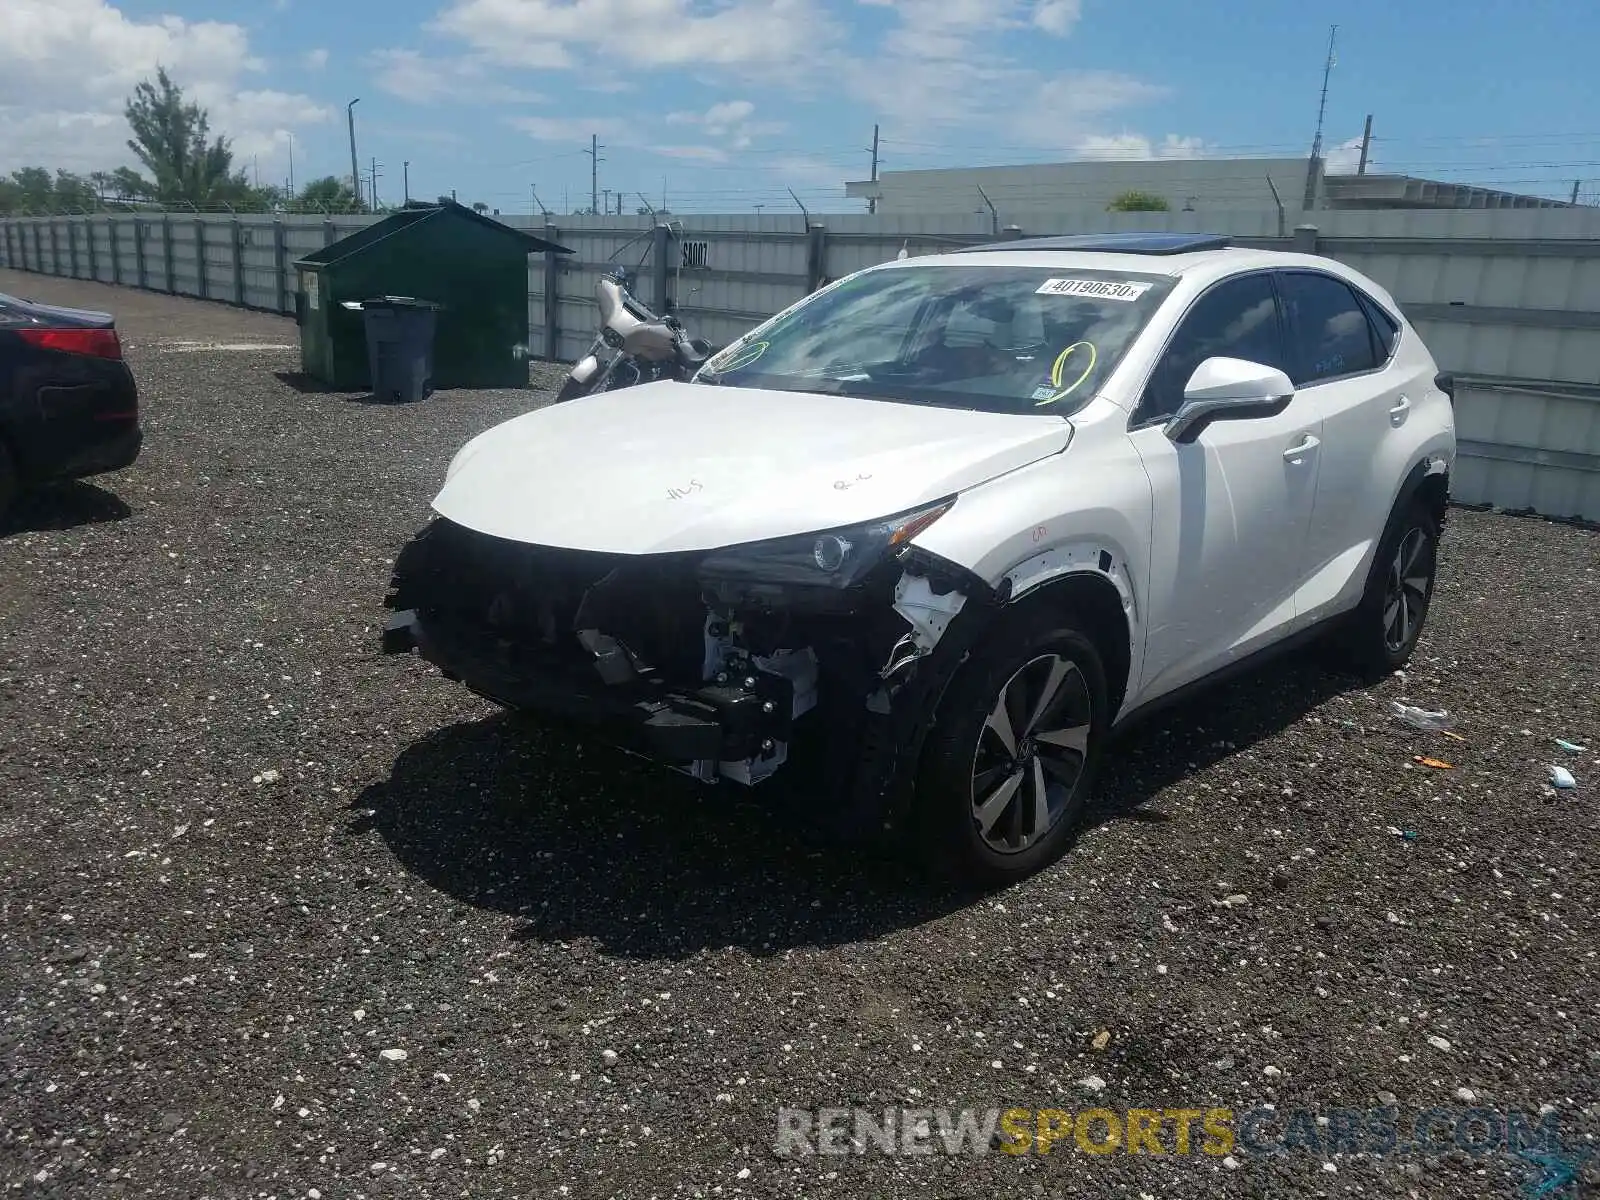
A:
1164,356,1296,444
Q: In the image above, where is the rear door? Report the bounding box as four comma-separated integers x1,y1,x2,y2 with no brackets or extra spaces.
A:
1275,270,1419,626
1128,271,1324,704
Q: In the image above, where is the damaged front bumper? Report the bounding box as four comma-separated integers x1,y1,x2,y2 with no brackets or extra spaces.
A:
382,605,811,783
379,514,993,801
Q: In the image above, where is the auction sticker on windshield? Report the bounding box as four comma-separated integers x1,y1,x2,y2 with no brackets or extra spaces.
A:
1035,278,1153,302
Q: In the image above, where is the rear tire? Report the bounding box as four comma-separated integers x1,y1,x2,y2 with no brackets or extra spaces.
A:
913,603,1109,888
1332,499,1440,679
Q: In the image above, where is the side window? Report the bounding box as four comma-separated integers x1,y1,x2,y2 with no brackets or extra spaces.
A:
1140,274,1284,421
1278,272,1379,385
1356,291,1401,362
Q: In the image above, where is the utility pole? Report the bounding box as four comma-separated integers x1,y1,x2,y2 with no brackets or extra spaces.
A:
602,187,612,214
369,157,381,210
403,161,410,204
1357,113,1373,175
287,133,296,197
1303,25,1336,210
347,98,362,209
867,123,880,214
584,134,605,214
1572,180,1582,205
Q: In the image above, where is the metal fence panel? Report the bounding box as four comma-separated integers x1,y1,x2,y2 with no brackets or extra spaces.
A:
3,207,1598,520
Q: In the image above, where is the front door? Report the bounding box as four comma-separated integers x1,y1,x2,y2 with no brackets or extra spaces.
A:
1128,271,1323,705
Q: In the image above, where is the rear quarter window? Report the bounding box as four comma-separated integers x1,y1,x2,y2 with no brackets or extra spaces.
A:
1356,291,1401,361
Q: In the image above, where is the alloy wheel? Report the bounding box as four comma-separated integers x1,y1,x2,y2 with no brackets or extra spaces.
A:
1382,526,1433,653
970,653,1093,855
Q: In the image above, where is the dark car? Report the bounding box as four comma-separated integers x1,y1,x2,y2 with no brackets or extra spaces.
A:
0,291,142,519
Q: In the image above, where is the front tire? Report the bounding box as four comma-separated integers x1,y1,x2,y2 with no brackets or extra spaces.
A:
1335,499,1440,678
914,603,1109,888
553,376,590,404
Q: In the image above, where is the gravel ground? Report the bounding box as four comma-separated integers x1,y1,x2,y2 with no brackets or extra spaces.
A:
2,271,1598,1200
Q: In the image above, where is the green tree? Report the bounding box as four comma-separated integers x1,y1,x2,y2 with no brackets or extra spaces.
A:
1106,189,1170,213
122,67,257,208
296,175,364,212
0,167,102,214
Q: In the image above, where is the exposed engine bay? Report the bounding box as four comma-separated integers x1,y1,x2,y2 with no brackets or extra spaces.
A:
380,516,984,789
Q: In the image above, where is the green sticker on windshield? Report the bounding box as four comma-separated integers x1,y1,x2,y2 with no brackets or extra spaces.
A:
1034,341,1098,406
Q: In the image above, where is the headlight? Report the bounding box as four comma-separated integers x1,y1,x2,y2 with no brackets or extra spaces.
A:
697,499,955,589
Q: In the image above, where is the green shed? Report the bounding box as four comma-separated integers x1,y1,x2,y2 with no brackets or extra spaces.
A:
293,200,572,390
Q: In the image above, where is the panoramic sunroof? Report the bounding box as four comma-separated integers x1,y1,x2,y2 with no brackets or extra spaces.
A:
954,232,1232,256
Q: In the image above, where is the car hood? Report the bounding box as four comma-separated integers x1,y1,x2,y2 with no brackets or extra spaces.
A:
432,380,1072,553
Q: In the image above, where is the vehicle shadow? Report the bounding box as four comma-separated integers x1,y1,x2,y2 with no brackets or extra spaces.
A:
0,481,132,538
352,710,968,959
1087,653,1365,831
356,652,1369,959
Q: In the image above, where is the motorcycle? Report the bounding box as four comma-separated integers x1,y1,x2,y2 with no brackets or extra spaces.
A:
554,267,717,403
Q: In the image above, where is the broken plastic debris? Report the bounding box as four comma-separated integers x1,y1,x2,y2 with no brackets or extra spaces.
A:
1413,756,1453,770
1390,702,1453,732
1548,766,1577,790
1554,739,1586,755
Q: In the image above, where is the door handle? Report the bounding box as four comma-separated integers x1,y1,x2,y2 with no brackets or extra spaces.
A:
1389,395,1412,422
1283,434,1321,462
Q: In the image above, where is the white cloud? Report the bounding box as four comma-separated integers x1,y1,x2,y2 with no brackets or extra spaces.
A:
369,48,548,104
303,47,329,70
430,0,835,75
655,145,730,163
1076,133,1209,160
1032,0,1081,35
509,114,626,143
0,0,327,178
660,99,780,154
1324,135,1373,175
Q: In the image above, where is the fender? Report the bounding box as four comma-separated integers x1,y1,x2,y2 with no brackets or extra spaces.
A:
1381,451,1452,548
999,538,1140,628
996,538,1144,715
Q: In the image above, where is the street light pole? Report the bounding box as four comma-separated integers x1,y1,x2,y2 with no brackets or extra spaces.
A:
403,161,410,204
347,98,362,209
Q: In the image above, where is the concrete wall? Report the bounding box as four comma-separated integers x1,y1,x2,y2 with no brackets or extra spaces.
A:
3,206,1598,521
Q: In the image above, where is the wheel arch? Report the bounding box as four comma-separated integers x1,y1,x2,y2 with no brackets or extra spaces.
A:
1391,454,1451,535
999,549,1135,717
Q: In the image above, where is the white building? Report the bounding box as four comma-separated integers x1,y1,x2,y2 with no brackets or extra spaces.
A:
844,157,1571,220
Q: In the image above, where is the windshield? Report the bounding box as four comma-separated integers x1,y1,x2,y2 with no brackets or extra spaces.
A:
697,263,1176,414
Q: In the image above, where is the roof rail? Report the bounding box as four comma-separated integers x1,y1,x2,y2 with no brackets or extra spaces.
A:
953,232,1232,256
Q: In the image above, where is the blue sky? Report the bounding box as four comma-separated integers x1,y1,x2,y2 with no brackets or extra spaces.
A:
5,0,1598,212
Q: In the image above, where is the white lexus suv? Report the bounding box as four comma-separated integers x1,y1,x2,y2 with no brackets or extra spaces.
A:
382,232,1456,886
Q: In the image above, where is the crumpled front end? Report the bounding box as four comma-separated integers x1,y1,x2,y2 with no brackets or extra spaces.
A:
380,511,993,798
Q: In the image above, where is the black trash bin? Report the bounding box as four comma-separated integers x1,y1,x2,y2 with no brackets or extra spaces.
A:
357,296,441,403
